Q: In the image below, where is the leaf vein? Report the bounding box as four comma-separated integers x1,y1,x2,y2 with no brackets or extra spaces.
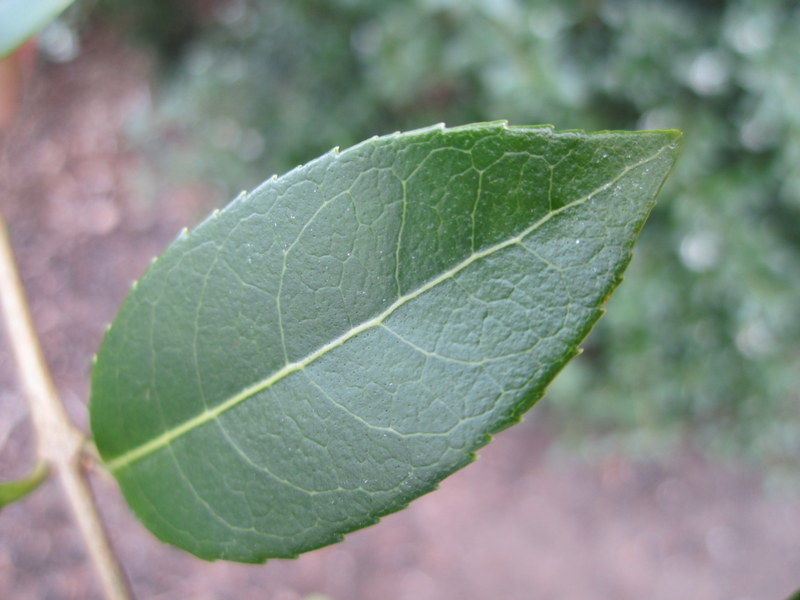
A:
105,143,670,473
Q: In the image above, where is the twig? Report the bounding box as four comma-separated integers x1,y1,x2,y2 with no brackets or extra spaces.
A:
0,214,133,600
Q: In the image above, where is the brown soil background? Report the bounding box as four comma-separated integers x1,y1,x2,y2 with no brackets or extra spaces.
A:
1,33,799,600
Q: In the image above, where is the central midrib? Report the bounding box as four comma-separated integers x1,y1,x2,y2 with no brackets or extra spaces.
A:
105,147,668,473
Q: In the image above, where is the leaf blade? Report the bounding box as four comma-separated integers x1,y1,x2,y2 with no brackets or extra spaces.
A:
90,123,681,561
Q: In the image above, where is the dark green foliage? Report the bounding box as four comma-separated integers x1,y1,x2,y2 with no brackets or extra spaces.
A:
90,0,207,60
92,0,800,466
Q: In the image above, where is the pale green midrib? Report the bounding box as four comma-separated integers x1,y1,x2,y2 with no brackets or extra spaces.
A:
105,145,671,473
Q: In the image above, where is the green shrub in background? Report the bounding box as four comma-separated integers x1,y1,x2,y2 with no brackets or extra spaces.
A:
86,0,799,468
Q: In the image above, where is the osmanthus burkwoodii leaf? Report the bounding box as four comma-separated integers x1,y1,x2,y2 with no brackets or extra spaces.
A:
90,122,681,562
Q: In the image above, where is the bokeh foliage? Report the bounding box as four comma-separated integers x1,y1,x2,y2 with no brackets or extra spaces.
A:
86,0,799,467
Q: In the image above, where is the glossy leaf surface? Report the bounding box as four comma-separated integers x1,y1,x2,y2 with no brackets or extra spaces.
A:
90,123,680,561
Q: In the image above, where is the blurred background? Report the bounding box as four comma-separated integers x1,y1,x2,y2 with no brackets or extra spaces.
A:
1,0,799,598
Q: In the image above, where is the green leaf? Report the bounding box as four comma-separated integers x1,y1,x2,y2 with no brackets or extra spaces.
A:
90,122,681,562
0,0,75,58
0,461,48,509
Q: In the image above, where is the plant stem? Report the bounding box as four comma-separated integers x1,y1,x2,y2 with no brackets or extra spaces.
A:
0,215,133,600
